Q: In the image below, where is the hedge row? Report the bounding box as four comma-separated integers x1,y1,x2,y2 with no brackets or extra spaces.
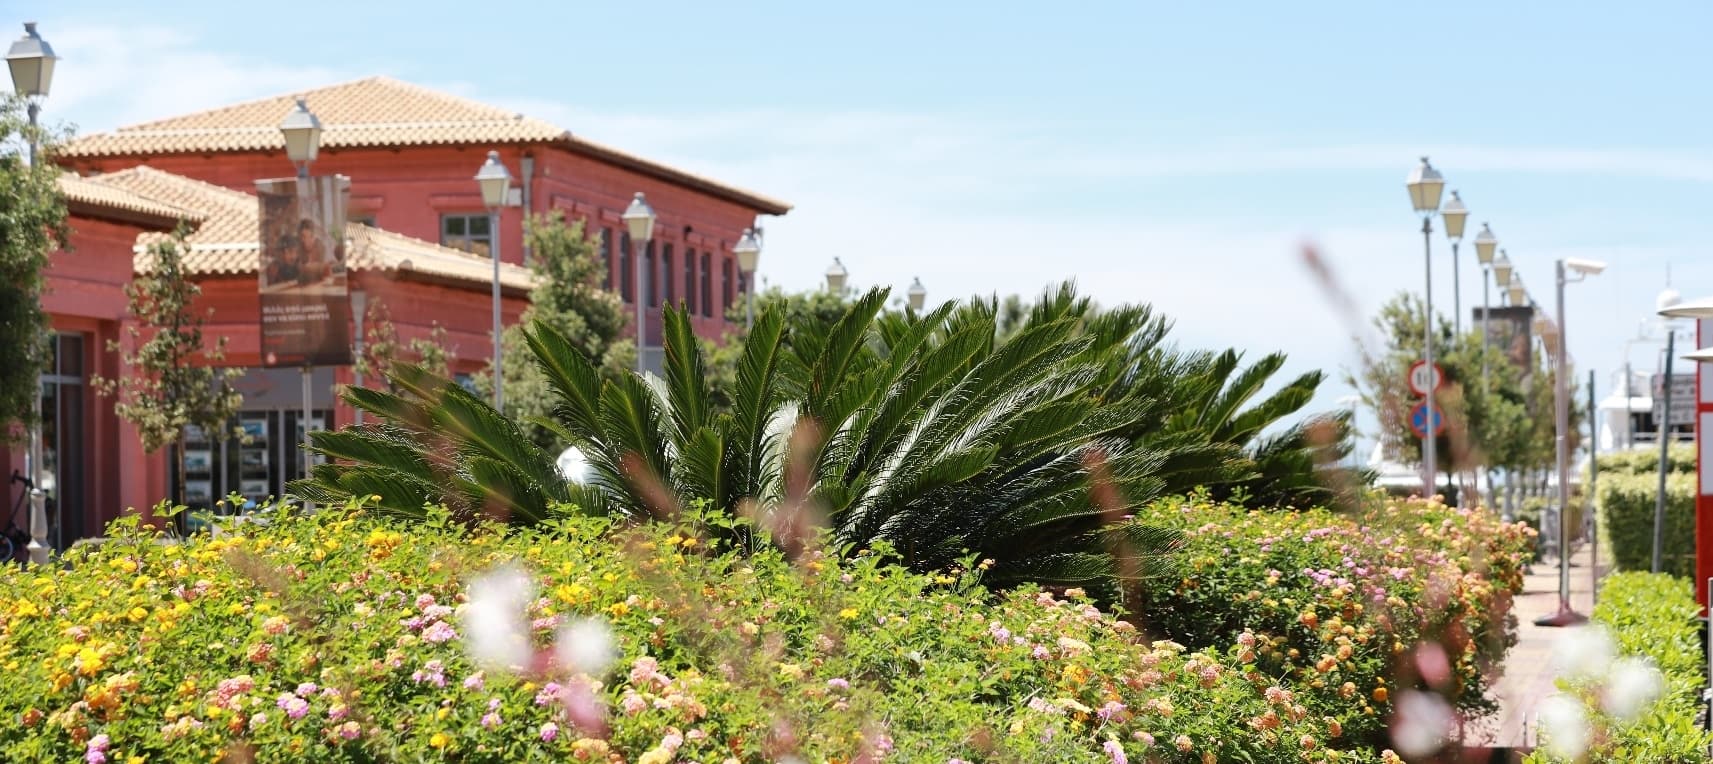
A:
1525,572,1713,762
1597,472,1696,579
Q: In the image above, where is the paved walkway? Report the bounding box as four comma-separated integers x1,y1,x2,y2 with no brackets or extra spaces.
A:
1459,543,1600,755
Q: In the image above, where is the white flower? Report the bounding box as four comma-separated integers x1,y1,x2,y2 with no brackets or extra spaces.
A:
1537,694,1591,759
555,617,618,677
1602,656,1665,722
1551,625,1616,682
1391,690,1454,758
460,563,535,670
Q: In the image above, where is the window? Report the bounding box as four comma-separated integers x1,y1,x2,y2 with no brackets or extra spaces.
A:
441,213,492,257
684,248,697,316
700,253,712,317
662,244,675,307
722,256,734,315
620,232,634,302
601,227,614,291
644,241,657,308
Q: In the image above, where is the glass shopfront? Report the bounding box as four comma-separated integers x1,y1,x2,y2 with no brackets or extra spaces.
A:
176,366,335,527
40,333,87,551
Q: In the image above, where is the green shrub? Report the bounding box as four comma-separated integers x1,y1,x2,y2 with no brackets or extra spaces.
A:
1598,472,1695,578
3,501,1410,763
1525,572,1713,763
1594,446,1695,477
1133,494,1535,747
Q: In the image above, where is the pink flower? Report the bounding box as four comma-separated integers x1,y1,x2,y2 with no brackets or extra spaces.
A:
481,711,502,729
463,672,485,690
337,721,361,740
1031,645,1051,660
411,660,447,688
827,677,850,691
1097,701,1126,721
1103,740,1128,764
250,712,269,730
535,682,565,706
539,721,559,742
621,690,648,715
1131,731,1155,747
416,593,436,609
422,620,458,644
1174,735,1193,753
296,682,318,697
276,693,310,720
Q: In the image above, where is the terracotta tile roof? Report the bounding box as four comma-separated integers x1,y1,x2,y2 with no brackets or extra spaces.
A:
62,76,792,215
58,173,200,230
75,166,535,294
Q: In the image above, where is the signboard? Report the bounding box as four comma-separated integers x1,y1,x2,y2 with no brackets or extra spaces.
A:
1407,360,1444,396
257,175,352,367
1408,401,1445,439
1651,373,1696,427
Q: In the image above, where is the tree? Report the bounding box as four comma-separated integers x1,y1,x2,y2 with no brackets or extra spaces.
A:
298,286,1208,592
354,299,451,385
475,212,632,450
94,229,243,506
1350,291,1574,511
0,94,69,442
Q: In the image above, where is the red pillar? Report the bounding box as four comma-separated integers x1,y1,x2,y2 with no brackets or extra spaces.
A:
1698,318,1713,612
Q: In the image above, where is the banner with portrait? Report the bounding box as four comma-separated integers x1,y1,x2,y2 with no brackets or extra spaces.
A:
256,175,353,367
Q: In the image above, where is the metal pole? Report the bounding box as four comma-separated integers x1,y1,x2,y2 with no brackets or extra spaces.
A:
1589,367,1598,604
1422,217,1437,497
1625,360,1633,450
1655,329,1676,573
635,237,648,374
1481,266,1491,386
24,101,48,565
301,366,314,512
1451,240,1462,336
490,210,503,410
744,271,755,330
1536,259,1585,626
352,291,366,426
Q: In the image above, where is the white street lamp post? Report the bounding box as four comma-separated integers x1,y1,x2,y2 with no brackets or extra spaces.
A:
475,152,513,409
9,21,55,565
734,228,761,330
1406,157,1446,498
279,98,323,506
1472,222,1498,384
1536,257,1607,628
825,258,848,294
1441,191,1469,335
1659,297,1713,580
622,193,657,374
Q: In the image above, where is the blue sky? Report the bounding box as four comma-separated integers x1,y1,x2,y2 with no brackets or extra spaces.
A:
26,1,1713,455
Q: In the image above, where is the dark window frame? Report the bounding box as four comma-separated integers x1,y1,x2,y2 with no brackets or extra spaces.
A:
440,213,493,257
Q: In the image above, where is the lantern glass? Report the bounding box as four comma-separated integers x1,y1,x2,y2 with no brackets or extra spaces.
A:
1440,190,1468,240
734,228,761,273
474,151,513,209
1406,157,1445,214
825,258,848,292
622,192,657,242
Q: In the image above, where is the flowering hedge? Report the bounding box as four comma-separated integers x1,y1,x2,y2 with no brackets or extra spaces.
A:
1133,495,1535,749
0,496,1526,762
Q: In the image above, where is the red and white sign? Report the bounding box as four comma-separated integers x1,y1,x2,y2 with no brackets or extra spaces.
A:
1408,360,1444,397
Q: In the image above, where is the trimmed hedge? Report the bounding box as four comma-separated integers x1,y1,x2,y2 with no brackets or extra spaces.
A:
1597,472,1696,579
1595,445,1695,477
1525,572,1713,762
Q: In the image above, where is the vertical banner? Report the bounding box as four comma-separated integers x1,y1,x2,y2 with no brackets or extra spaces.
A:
257,175,353,367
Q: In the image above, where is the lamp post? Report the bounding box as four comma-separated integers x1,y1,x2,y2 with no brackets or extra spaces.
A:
1472,223,1498,383
825,258,848,293
1535,257,1607,628
474,152,512,409
9,21,55,566
1406,157,1446,497
1507,275,1526,310
734,227,761,330
1441,191,1469,335
279,97,322,508
907,278,927,312
622,193,657,374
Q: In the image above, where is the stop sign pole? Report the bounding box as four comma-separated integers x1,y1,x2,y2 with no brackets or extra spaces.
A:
1408,360,1444,497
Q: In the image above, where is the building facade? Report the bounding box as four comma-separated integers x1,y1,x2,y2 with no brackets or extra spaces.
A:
7,76,787,552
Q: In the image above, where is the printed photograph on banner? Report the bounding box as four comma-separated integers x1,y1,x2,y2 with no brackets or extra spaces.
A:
256,174,354,367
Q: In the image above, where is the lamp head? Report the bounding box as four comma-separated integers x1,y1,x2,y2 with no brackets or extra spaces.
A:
1492,250,1513,287
6,22,56,98
1440,190,1469,240
473,151,513,209
278,97,323,165
824,257,848,293
906,277,927,311
733,228,761,273
1564,257,1607,276
1406,156,1445,214
622,192,657,242
1472,222,1497,264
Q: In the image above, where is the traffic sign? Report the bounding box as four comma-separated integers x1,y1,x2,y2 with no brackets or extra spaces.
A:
1408,361,1444,396
1652,373,1696,426
1409,401,1446,439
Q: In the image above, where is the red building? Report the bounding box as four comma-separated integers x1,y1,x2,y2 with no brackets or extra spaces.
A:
5,77,788,551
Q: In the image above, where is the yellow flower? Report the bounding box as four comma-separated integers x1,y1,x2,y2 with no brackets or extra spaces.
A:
75,646,107,676
838,608,859,620
608,602,630,617
429,732,450,749
13,599,40,618
638,747,673,764
128,606,149,623
436,707,451,721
